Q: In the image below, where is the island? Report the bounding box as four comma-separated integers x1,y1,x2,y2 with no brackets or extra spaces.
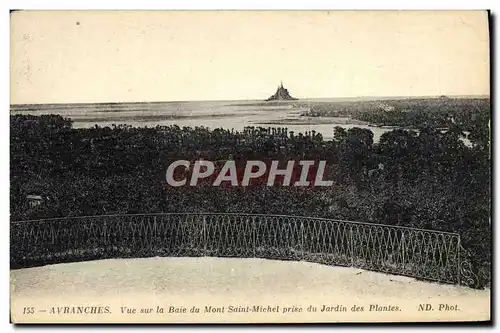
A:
266,82,298,101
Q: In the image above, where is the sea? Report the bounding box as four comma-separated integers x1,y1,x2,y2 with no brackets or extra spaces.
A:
9,97,449,142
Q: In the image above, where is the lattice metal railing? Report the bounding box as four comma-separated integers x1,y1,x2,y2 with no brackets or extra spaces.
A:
10,213,479,288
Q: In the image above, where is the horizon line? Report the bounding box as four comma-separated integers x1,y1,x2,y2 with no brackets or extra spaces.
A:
10,93,490,106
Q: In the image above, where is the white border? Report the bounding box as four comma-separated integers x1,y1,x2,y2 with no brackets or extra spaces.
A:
2,0,498,10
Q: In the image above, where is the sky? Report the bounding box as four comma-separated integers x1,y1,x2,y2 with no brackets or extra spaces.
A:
10,11,490,104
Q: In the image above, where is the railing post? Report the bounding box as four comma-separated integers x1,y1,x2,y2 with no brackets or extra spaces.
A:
401,232,405,270
51,223,56,245
457,236,461,285
350,226,354,266
300,219,304,256
250,216,253,257
253,216,257,257
202,215,207,254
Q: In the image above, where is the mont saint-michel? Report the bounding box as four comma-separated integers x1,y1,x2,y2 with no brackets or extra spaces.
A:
265,82,298,101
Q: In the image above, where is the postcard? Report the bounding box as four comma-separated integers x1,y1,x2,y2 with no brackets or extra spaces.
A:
10,10,491,323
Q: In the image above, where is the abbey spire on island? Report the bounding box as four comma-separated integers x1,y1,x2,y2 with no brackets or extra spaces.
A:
265,81,298,101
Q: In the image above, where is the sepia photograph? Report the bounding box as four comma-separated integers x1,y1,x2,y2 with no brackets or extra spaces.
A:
9,10,491,323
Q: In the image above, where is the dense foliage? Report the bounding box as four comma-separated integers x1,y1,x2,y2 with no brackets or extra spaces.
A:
10,98,491,286
303,98,490,146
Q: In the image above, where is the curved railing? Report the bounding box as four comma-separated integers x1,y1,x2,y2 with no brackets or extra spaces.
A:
10,213,479,288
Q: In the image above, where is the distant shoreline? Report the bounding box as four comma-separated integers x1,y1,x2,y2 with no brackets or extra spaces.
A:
255,117,374,127
65,113,258,123
10,95,490,108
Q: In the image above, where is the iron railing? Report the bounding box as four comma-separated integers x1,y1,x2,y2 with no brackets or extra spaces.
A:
10,213,479,288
